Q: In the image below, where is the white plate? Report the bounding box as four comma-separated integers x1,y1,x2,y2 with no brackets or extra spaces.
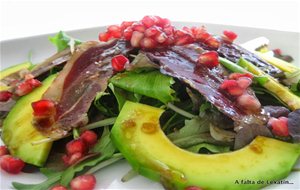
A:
0,23,299,190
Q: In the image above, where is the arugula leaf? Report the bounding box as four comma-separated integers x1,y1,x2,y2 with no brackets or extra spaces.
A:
12,171,63,190
167,117,221,148
187,143,230,153
109,70,176,104
60,126,116,186
108,83,141,111
49,31,81,52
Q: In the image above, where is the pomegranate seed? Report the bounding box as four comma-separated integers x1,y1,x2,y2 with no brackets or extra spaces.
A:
15,82,32,96
220,80,238,90
98,32,110,42
154,16,170,27
236,77,252,89
197,51,219,69
51,185,68,190
182,26,193,36
237,94,261,112
227,86,244,96
70,174,96,190
194,27,211,41
130,31,144,47
140,37,157,49
62,152,83,166
15,79,42,96
66,139,88,156
107,25,122,38
111,54,129,71
163,25,175,35
123,27,133,41
0,91,13,102
144,27,160,37
141,15,156,28
155,32,168,43
0,155,25,174
0,146,9,156
223,30,237,42
27,78,42,87
120,21,134,30
175,29,192,37
132,23,146,33
32,99,56,117
80,130,98,147
162,36,175,46
273,48,282,56
229,73,253,80
268,117,289,137
205,37,220,49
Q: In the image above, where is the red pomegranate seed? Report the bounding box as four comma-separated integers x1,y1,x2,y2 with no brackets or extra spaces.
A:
70,174,96,190
236,77,252,89
205,37,220,49
237,94,261,112
62,152,83,166
27,78,42,87
229,73,253,80
154,16,170,27
0,155,25,174
120,21,134,30
182,27,193,36
0,146,9,156
50,185,68,190
223,30,237,42
0,91,13,102
155,32,168,43
98,32,110,42
163,25,175,35
140,37,157,49
220,80,239,90
227,86,244,96
194,27,211,41
175,29,192,37
268,117,289,137
111,54,129,71
132,23,146,33
32,99,56,117
273,48,282,56
123,27,133,41
197,51,219,69
130,31,144,47
80,130,98,147
66,139,88,156
144,27,160,37
141,15,156,28
15,79,42,96
107,25,122,38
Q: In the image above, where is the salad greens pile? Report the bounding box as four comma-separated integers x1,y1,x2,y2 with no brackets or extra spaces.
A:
1,23,299,190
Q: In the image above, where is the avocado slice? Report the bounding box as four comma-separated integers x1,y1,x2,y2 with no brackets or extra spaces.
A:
2,74,57,166
0,61,33,91
111,101,300,190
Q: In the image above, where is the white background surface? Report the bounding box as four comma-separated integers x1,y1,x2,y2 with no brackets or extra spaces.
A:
0,0,300,41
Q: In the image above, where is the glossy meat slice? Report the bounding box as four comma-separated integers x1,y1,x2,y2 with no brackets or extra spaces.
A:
34,40,132,138
197,40,282,77
145,45,250,121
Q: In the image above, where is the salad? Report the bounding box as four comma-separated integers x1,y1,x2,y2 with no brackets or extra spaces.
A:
0,16,300,190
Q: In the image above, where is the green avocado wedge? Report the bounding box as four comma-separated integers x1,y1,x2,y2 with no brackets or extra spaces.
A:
0,61,32,80
111,101,300,190
2,74,57,167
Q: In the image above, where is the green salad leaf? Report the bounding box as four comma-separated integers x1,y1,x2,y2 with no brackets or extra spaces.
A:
110,70,176,104
49,31,81,52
